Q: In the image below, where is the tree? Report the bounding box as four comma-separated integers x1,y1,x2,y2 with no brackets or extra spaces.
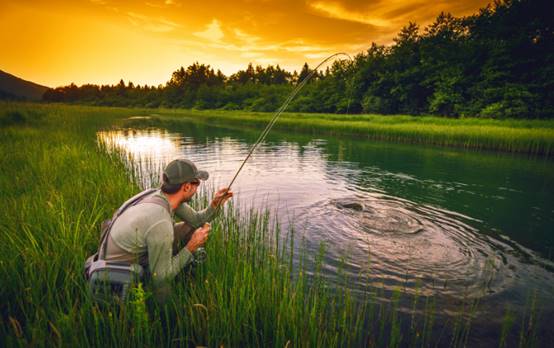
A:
298,63,311,83
41,0,553,118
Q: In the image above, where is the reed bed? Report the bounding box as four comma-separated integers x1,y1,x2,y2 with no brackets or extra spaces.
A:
0,102,546,347
156,109,554,156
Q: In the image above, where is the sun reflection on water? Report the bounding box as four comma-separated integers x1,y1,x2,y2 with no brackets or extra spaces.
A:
97,128,184,187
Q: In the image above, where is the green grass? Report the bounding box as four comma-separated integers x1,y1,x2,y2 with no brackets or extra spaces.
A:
148,109,554,156
0,102,547,346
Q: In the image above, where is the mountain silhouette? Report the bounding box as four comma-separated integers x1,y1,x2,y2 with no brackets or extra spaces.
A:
0,70,49,101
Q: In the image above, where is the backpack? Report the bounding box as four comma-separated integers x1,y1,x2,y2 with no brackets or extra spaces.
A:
84,188,169,302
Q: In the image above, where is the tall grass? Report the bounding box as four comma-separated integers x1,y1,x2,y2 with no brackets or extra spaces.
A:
0,102,547,346
153,109,554,156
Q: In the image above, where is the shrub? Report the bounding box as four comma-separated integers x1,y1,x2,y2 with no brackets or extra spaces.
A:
0,110,27,126
221,102,240,110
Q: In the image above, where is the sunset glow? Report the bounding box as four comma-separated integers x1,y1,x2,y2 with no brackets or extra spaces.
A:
1,0,490,87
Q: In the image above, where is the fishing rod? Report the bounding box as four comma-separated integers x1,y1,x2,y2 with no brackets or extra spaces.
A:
195,53,353,264
226,52,353,190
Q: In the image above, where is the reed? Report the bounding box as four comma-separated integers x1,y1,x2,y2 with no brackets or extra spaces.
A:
0,101,547,346
155,108,554,156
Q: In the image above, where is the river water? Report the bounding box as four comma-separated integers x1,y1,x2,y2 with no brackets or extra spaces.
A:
97,117,554,342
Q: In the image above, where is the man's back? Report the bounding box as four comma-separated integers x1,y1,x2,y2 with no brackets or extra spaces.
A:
105,191,193,284
107,200,171,263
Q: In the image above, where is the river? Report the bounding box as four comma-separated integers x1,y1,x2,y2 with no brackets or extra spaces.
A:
98,116,554,344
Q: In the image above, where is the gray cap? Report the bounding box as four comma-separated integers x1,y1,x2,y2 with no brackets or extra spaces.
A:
163,159,209,185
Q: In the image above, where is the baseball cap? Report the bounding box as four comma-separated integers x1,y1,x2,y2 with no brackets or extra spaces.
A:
162,159,209,185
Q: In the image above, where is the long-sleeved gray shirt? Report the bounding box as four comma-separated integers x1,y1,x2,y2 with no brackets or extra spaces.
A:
105,189,216,285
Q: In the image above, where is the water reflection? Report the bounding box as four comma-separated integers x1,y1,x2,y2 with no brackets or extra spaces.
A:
97,127,554,304
98,129,183,188
99,128,182,160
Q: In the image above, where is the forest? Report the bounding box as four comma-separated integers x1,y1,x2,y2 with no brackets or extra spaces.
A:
43,0,553,119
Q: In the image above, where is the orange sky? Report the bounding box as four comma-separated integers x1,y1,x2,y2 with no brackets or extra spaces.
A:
1,0,490,88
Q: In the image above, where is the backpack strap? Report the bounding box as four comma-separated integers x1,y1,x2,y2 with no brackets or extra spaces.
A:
140,194,171,213
98,188,158,260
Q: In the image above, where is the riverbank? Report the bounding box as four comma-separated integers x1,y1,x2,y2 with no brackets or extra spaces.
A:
5,102,554,156
0,102,545,346
134,108,554,157
0,103,412,346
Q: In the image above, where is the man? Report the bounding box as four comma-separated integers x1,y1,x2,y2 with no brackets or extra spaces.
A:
103,158,232,296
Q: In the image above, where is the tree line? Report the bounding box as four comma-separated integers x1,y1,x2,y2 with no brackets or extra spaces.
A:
43,0,553,118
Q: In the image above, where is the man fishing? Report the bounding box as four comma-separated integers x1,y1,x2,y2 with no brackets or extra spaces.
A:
87,53,348,302
88,158,232,300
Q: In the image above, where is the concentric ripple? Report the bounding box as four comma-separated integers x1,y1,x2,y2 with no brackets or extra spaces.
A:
97,127,554,303
332,198,425,235
303,194,517,298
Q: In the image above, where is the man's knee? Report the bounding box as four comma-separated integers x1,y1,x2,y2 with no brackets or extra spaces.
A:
173,222,195,251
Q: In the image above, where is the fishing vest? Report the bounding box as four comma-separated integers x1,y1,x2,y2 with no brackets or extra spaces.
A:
84,188,170,302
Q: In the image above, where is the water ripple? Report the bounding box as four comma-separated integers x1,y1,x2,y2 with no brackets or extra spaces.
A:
97,126,554,303
301,194,517,298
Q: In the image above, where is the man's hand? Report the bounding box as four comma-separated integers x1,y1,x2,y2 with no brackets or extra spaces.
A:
211,187,233,208
185,223,211,253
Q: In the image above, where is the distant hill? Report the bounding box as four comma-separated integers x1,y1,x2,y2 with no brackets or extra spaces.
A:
0,70,49,101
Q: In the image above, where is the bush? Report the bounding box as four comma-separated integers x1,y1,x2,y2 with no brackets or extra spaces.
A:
193,100,210,110
479,100,529,119
145,101,161,108
479,102,505,118
429,90,463,117
0,110,26,126
362,94,391,114
288,95,316,113
479,85,535,119
221,102,240,110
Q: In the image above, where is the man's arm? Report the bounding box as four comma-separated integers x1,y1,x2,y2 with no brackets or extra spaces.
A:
174,188,233,227
145,220,192,284
174,203,217,228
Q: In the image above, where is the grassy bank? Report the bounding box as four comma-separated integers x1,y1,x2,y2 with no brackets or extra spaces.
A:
0,102,545,346
146,109,554,157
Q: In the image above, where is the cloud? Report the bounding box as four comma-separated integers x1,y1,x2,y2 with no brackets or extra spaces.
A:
309,1,391,27
256,57,279,65
127,12,181,32
8,0,492,85
93,0,491,73
194,19,224,42
305,52,331,59
282,39,332,53
241,52,264,58
234,29,260,43
175,28,348,73
145,2,163,8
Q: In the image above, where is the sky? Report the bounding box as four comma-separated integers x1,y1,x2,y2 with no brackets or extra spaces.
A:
1,0,491,88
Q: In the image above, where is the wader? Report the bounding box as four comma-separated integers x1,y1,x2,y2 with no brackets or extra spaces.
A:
84,189,195,303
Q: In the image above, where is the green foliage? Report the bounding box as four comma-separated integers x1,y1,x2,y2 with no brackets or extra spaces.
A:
499,306,516,348
155,108,554,156
479,84,537,119
362,94,389,114
129,283,150,342
0,107,47,127
221,102,240,110
41,0,553,119
0,102,549,346
0,110,26,126
428,68,464,117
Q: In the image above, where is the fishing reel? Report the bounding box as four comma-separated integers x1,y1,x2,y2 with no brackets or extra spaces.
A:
192,247,207,265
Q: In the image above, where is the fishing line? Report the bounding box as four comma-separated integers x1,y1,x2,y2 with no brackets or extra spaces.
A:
197,53,354,264
226,52,353,190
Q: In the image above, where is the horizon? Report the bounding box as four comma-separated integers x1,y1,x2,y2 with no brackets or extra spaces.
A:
1,0,490,88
